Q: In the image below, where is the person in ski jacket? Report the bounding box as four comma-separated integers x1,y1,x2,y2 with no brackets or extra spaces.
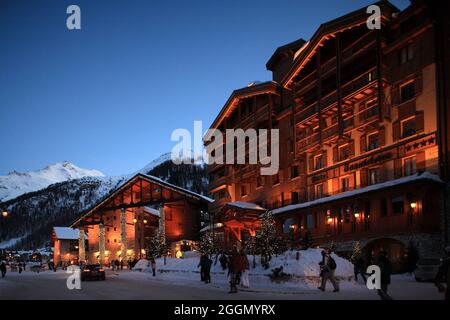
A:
318,250,339,292
150,258,156,277
377,250,393,300
0,261,7,278
435,246,450,301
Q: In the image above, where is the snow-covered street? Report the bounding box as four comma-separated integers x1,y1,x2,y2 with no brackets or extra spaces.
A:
0,268,444,300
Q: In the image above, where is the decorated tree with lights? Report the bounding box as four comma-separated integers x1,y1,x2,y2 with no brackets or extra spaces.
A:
244,235,258,269
196,231,218,256
255,211,284,268
350,241,362,264
145,229,168,259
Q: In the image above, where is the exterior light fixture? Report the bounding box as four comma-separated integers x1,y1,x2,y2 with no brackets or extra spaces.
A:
327,217,333,224
2,210,8,217
410,202,417,209
143,219,148,224
289,224,295,231
354,212,360,219
133,218,138,224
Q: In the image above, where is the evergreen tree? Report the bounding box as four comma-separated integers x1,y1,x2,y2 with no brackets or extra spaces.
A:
350,241,362,263
145,229,168,259
196,231,218,256
255,211,284,266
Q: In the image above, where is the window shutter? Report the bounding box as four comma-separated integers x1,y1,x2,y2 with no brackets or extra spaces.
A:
393,120,401,141
360,169,368,187
379,127,386,146
360,135,367,153
349,140,355,157
333,146,339,162
392,85,399,105
415,72,423,94
416,111,424,133
416,151,426,171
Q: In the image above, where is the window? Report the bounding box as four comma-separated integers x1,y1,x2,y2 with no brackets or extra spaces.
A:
291,192,299,204
392,196,404,214
368,168,381,185
314,155,324,170
315,184,324,199
380,198,388,217
114,239,117,243
367,133,379,151
291,166,299,179
306,214,315,229
113,227,117,231
339,144,351,161
404,157,417,176
341,177,350,192
402,117,416,138
399,43,414,65
400,81,415,103
241,185,248,197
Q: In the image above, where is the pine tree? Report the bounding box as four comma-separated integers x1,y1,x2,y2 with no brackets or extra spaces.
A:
145,229,168,259
350,241,362,263
196,231,218,256
255,211,284,266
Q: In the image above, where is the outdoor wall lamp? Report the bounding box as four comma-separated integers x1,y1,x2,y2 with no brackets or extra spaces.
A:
354,212,360,219
410,202,417,209
2,210,8,217
327,217,333,224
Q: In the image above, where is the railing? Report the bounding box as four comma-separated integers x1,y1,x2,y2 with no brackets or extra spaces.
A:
322,123,339,140
296,102,319,123
297,132,319,150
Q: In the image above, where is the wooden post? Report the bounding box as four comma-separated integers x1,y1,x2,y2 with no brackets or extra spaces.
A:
120,208,127,262
78,228,86,263
99,223,105,266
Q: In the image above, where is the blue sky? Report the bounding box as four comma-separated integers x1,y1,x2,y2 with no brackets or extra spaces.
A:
0,0,409,176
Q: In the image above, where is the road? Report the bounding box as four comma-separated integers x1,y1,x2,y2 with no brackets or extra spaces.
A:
0,269,444,300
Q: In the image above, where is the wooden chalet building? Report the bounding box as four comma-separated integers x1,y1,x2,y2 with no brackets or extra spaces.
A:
52,227,88,266
206,0,450,268
70,174,212,264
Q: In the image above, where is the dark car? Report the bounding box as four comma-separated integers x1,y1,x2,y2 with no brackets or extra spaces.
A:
81,264,105,281
414,258,441,282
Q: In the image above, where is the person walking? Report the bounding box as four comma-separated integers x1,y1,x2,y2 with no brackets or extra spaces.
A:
435,246,450,301
150,258,156,277
228,249,240,293
377,250,393,300
219,252,228,270
198,254,207,282
204,255,212,284
318,250,339,292
240,252,250,288
353,256,367,283
0,261,7,278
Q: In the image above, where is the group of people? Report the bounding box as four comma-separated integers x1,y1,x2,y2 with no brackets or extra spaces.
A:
109,258,140,271
197,248,250,293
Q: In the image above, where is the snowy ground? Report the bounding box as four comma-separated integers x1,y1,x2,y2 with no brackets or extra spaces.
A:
0,259,445,300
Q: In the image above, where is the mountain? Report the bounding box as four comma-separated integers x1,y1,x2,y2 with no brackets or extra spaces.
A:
0,154,209,250
0,161,105,202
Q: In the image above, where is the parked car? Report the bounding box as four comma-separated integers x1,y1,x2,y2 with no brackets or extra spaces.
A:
414,258,441,282
81,264,105,281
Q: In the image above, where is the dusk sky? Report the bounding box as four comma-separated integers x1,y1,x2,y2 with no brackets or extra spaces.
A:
0,0,409,176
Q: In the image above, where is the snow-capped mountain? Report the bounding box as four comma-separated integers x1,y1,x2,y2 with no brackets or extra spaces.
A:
0,153,209,250
0,161,104,202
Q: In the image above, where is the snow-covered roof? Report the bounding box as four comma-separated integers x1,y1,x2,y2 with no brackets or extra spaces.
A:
143,206,160,217
272,172,443,216
53,227,86,240
226,201,266,211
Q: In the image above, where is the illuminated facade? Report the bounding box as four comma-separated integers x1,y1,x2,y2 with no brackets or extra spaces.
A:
207,0,450,267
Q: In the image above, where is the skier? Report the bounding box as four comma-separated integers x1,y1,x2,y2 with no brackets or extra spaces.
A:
0,261,7,278
150,258,156,277
318,250,339,292
377,250,393,300
434,246,450,301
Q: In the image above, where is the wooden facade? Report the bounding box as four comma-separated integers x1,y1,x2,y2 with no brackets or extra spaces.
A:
206,0,449,262
70,174,212,264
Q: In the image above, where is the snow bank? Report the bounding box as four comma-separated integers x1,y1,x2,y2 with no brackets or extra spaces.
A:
134,249,353,279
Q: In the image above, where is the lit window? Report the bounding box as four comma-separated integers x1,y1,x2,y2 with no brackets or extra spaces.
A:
368,168,381,185
402,117,416,138
400,82,415,103
339,144,351,161
291,166,299,178
404,157,417,176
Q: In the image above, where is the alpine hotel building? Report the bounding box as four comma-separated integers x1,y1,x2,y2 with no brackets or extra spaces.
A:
206,0,450,269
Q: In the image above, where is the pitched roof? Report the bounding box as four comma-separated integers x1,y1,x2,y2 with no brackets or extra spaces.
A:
53,227,87,240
